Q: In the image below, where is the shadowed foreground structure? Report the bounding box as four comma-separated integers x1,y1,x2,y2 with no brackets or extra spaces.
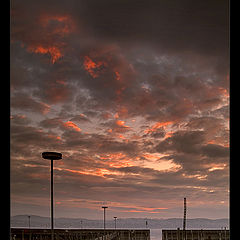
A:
10,228,150,240
162,229,229,240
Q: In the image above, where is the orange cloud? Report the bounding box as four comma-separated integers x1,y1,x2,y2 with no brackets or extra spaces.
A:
218,87,229,98
115,71,121,81
98,153,134,168
47,134,62,142
116,120,126,127
145,121,173,134
27,45,62,64
113,204,168,213
164,130,174,139
55,165,125,179
114,113,119,119
94,168,117,177
117,134,126,140
25,14,75,64
63,121,81,132
83,56,108,78
54,167,96,176
113,119,131,133
115,106,129,119
208,163,227,172
207,139,229,148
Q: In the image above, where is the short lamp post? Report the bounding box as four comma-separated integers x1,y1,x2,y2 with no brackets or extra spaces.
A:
42,152,62,240
28,215,31,229
114,217,117,229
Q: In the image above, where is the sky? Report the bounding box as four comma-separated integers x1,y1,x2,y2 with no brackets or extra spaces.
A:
10,0,229,220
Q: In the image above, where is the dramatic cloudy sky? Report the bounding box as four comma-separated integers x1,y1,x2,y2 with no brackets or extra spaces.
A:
10,0,229,220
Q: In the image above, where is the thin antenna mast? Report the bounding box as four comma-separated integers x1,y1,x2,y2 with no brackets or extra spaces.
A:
183,197,186,240
183,197,186,230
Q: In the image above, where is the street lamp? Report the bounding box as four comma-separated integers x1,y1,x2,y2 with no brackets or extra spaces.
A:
102,206,108,230
102,206,108,240
80,220,83,229
113,217,117,229
28,215,31,229
42,152,62,240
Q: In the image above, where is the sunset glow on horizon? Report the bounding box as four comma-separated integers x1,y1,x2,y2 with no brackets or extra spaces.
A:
11,0,229,220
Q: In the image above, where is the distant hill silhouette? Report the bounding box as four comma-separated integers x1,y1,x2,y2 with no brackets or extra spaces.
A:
11,215,229,229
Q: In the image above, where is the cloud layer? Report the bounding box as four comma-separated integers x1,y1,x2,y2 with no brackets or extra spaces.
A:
11,0,229,219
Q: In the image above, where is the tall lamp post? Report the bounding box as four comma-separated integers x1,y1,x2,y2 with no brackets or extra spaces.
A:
102,206,108,229
102,206,108,240
42,152,62,240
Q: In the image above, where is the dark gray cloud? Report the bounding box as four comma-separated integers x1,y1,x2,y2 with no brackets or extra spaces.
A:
11,125,62,150
11,92,50,114
11,114,32,125
75,0,229,57
201,144,229,158
39,118,63,129
70,114,91,123
149,128,166,139
156,130,205,154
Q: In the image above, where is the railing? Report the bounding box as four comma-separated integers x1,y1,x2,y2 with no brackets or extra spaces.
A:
162,229,230,240
10,228,150,240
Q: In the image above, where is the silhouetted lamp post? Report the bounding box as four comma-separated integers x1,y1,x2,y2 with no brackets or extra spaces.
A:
28,215,31,229
102,206,108,240
114,217,117,229
102,206,108,229
42,152,62,240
